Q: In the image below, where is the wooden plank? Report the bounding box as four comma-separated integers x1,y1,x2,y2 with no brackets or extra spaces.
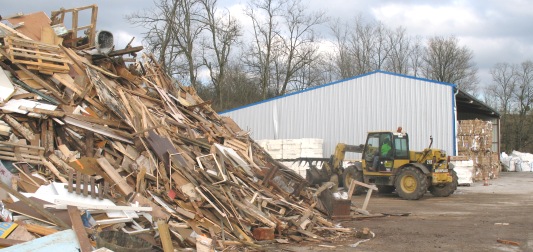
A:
48,154,75,173
12,63,68,104
347,180,356,197
157,220,174,252
82,174,89,197
362,188,373,211
350,179,378,191
24,224,58,236
97,157,134,196
0,151,42,163
10,50,70,64
66,114,129,130
52,73,107,112
62,117,133,144
497,239,520,246
232,200,276,228
0,238,25,247
0,184,70,229
0,21,33,40
130,193,170,220
67,205,92,252
41,157,68,183
67,170,74,193
41,25,62,45
75,171,82,195
57,144,76,162
2,114,35,141
0,143,44,151
14,70,42,89
136,166,146,193
47,199,152,212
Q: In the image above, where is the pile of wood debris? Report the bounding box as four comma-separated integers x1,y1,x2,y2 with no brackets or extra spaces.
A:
0,5,369,251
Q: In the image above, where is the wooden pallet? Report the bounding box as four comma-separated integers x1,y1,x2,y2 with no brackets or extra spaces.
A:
4,36,70,74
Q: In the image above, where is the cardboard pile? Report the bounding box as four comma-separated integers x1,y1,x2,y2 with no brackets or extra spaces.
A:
456,119,500,182
0,5,365,251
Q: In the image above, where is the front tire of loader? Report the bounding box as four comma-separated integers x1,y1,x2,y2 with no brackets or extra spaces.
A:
395,166,428,200
342,165,364,195
429,169,458,197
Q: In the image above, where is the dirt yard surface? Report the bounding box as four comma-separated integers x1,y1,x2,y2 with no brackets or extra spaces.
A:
269,172,533,252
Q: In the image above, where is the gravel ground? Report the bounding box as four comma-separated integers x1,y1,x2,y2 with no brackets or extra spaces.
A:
267,171,533,252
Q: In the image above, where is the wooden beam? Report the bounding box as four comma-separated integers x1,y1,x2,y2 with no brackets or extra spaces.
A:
67,205,93,252
156,220,174,252
2,114,35,141
0,238,25,247
97,157,134,196
52,73,107,112
24,224,59,236
0,181,69,229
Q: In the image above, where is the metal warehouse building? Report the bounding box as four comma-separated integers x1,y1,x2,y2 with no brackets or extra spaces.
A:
221,71,500,159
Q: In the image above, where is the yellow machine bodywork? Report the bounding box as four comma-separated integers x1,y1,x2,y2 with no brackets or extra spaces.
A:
305,129,458,200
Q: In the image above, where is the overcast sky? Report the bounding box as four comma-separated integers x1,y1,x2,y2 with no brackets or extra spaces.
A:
3,0,533,92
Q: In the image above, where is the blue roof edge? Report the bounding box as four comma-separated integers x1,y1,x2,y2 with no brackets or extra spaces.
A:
220,70,457,114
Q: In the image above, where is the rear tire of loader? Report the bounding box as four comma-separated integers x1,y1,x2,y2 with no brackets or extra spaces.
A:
342,166,364,195
395,166,428,200
429,169,458,197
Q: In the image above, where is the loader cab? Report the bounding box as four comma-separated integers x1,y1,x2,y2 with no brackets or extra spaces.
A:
362,131,410,172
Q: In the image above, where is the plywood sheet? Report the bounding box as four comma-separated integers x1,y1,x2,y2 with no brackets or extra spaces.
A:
7,12,51,41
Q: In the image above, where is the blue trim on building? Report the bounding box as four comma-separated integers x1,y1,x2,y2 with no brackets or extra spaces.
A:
452,87,458,156
220,70,457,114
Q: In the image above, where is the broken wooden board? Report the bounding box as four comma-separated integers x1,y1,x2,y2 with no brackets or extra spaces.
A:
66,205,92,252
4,197,71,227
96,157,134,196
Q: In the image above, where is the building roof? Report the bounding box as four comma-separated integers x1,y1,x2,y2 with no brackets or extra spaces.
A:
222,70,500,120
456,89,500,120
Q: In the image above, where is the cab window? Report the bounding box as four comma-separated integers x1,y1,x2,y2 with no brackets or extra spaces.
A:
393,135,409,159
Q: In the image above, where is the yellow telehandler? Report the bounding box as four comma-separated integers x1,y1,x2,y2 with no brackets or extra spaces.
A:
305,128,457,200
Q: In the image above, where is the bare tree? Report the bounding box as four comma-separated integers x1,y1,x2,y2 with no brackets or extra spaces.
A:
486,63,516,114
126,1,177,74
329,19,355,79
422,36,479,94
244,0,283,99
127,0,205,87
199,0,241,108
273,0,325,95
245,0,325,98
511,61,533,150
197,61,261,111
385,27,411,74
348,16,376,75
408,36,424,77
330,17,414,78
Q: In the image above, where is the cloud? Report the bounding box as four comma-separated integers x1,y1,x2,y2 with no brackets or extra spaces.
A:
370,3,482,37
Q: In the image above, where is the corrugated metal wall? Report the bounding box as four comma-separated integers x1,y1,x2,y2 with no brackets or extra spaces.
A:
222,71,456,159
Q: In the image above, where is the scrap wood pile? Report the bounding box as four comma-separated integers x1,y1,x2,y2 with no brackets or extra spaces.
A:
0,5,361,251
